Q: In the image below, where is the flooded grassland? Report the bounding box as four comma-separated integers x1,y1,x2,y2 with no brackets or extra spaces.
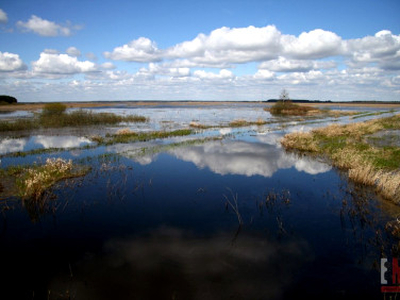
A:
1,102,400,299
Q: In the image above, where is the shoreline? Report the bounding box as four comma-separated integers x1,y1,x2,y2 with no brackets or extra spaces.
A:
1,100,400,111
280,114,400,204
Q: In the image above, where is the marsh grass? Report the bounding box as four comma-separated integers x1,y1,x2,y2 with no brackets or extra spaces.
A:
0,104,148,132
105,128,194,145
229,118,268,127
14,158,90,201
39,109,148,128
281,114,400,203
0,118,39,132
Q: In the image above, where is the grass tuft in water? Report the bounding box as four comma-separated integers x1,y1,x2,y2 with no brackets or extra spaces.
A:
14,158,90,201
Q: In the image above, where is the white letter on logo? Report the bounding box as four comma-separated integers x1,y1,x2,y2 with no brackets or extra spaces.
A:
381,258,388,284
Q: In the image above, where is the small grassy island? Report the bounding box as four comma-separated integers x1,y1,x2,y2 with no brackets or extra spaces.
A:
267,100,321,116
265,89,341,117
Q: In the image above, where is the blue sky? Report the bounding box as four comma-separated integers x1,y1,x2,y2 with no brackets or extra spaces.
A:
0,0,399,101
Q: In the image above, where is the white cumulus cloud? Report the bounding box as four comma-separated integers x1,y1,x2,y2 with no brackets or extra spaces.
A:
282,29,343,59
0,51,27,72
194,69,235,80
101,62,116,70
144,63,191,77
32,52,97,75
66,46,81,57
104,25,348,68
0,8,8,24
253,69,275,80
278,70,324,85
104,37,162,62
344,30,400,70
259,56,336,72
166,25,282,65
17,15,80,37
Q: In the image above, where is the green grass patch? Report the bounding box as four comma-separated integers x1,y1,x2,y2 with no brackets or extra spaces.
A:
371,147,400,169
103,128,194,145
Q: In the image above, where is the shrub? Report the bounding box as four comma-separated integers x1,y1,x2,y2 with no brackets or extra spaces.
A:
41,102,67,116
17,158,88,200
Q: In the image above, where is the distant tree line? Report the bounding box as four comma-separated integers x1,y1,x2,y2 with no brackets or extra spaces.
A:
265,99,333,103
265,99,400,104
0,95,18,104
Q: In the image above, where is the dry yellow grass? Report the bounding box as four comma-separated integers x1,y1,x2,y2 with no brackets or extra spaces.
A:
189,121,209,129
280,131,319,152
281,114,400,204
116,128,134,135
376,172,400,203
330,147,364,169
312,120,384,139
349,166,400,203
348,163,378,186
18,158,89,201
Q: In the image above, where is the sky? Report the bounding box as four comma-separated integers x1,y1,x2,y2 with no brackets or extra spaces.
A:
0,0,399,102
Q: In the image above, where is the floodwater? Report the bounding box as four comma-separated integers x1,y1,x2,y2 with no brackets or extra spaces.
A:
0,103,399,299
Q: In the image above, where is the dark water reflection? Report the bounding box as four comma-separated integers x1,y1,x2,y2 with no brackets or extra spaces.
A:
0,132,397,299
49,228,312,300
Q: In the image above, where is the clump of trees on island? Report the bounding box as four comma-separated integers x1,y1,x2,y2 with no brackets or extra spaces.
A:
268,89,317,116
0,95,18,104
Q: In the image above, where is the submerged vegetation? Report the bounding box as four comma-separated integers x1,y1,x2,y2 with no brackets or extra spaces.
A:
281,114,400,203
105,128,194,145
0,102,148,132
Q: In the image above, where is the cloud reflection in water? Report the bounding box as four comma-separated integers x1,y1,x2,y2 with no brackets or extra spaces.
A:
32,135,92,149
169,139,331,177
0,135,93,155
0,138,27,154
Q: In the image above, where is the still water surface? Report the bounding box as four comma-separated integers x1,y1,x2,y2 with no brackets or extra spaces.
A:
0,104,399,299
